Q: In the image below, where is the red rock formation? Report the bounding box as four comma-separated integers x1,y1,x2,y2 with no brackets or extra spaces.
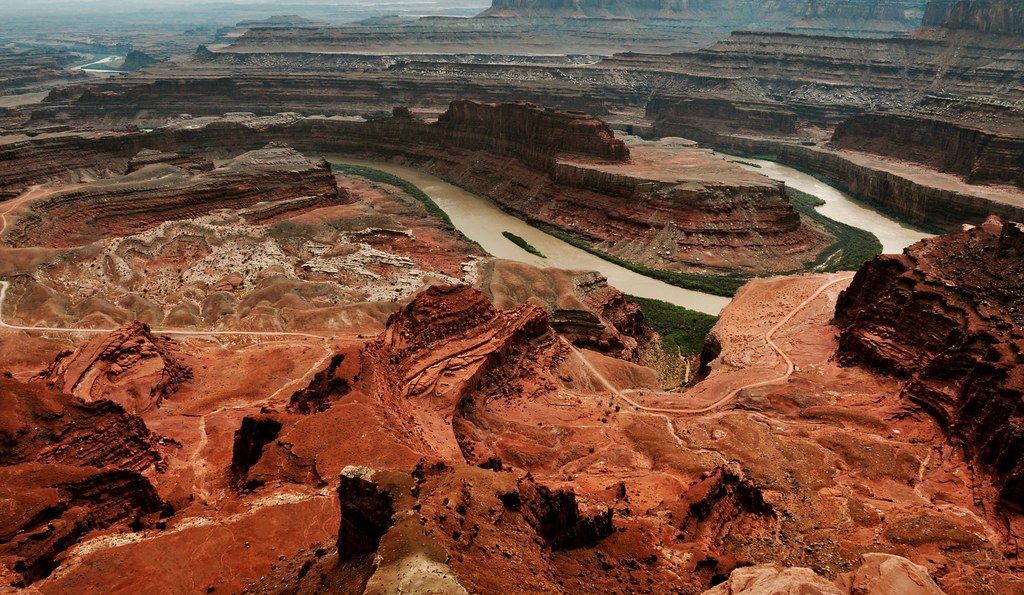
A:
679,467,776,546
435,99,630,166
833,217,1024,509
831,111,1024,189
287,353,356,415
706,553,944,595
0,465,169,586
282,284,560,462
364,285,554,461
252,460,614,593
39,321,192,414
517,477,614,550
6,146,345,248
229,415,323,492
1,375,162,471
127,148,214,174
0,376,168,586
552,270,654,360
943,0,1024,35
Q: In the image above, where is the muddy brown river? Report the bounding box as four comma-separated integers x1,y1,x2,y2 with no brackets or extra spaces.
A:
328,156,932,315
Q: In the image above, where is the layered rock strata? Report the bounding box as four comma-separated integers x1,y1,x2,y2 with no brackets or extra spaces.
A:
0,104,825,276
833,217,1024,508
39,321,192,414
434,99,629,165
481,0,927,32
0,376,169,585
661,125,1024,230
942,0,1024,35
362,284,553,461
831,111,1024,189
5,146,344,248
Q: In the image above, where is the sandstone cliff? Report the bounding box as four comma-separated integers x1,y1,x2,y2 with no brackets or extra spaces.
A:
436,99,629,166
833,217,1024,509
942,0,1024,35
5,146,345,248
0,376,169,585
831,111,1024,189
39,321,193,414
361,284,554,462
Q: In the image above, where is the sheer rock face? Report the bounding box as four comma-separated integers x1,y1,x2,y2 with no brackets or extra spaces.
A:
833,217,1024,509
831,111,1024,189
435,99,630,166
229,415,323,492
517,478,614,550
0,375,162,472
0,376,168,586
39,321,192,414
5,146,345,248
942,0,1024,35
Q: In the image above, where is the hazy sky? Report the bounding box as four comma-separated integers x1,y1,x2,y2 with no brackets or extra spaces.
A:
0,0,490,24
0,0,489,17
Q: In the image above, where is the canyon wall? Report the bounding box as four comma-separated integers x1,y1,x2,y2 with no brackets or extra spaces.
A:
4,146,344,248
435,99,629,166
943,0,1024,35
481,0,927,31
831,112,1024,188
922,0,957,25
0,376,169,586
833,217,1024,509
633,27,1024,135
653,122,1024,230
0,105,824,276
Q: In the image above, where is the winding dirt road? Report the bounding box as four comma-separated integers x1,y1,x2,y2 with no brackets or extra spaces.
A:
566,273,855,416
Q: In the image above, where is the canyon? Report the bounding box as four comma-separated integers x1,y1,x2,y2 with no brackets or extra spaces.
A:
0,0,1022,592
0,102,837,285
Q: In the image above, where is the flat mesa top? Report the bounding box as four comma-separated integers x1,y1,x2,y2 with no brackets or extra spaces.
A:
833,147,1024,208
558,144,776,189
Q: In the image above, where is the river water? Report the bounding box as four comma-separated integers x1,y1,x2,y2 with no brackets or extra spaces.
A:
328,157,732,314
735,157,932,254
327,156,932,316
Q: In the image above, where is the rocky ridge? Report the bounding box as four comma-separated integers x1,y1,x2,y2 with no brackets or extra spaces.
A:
834,216,1024,508
0,375,169,586
5,146,345,248
39,321,193,414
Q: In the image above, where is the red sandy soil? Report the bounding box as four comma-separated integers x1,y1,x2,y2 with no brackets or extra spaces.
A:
3,269,1016,593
